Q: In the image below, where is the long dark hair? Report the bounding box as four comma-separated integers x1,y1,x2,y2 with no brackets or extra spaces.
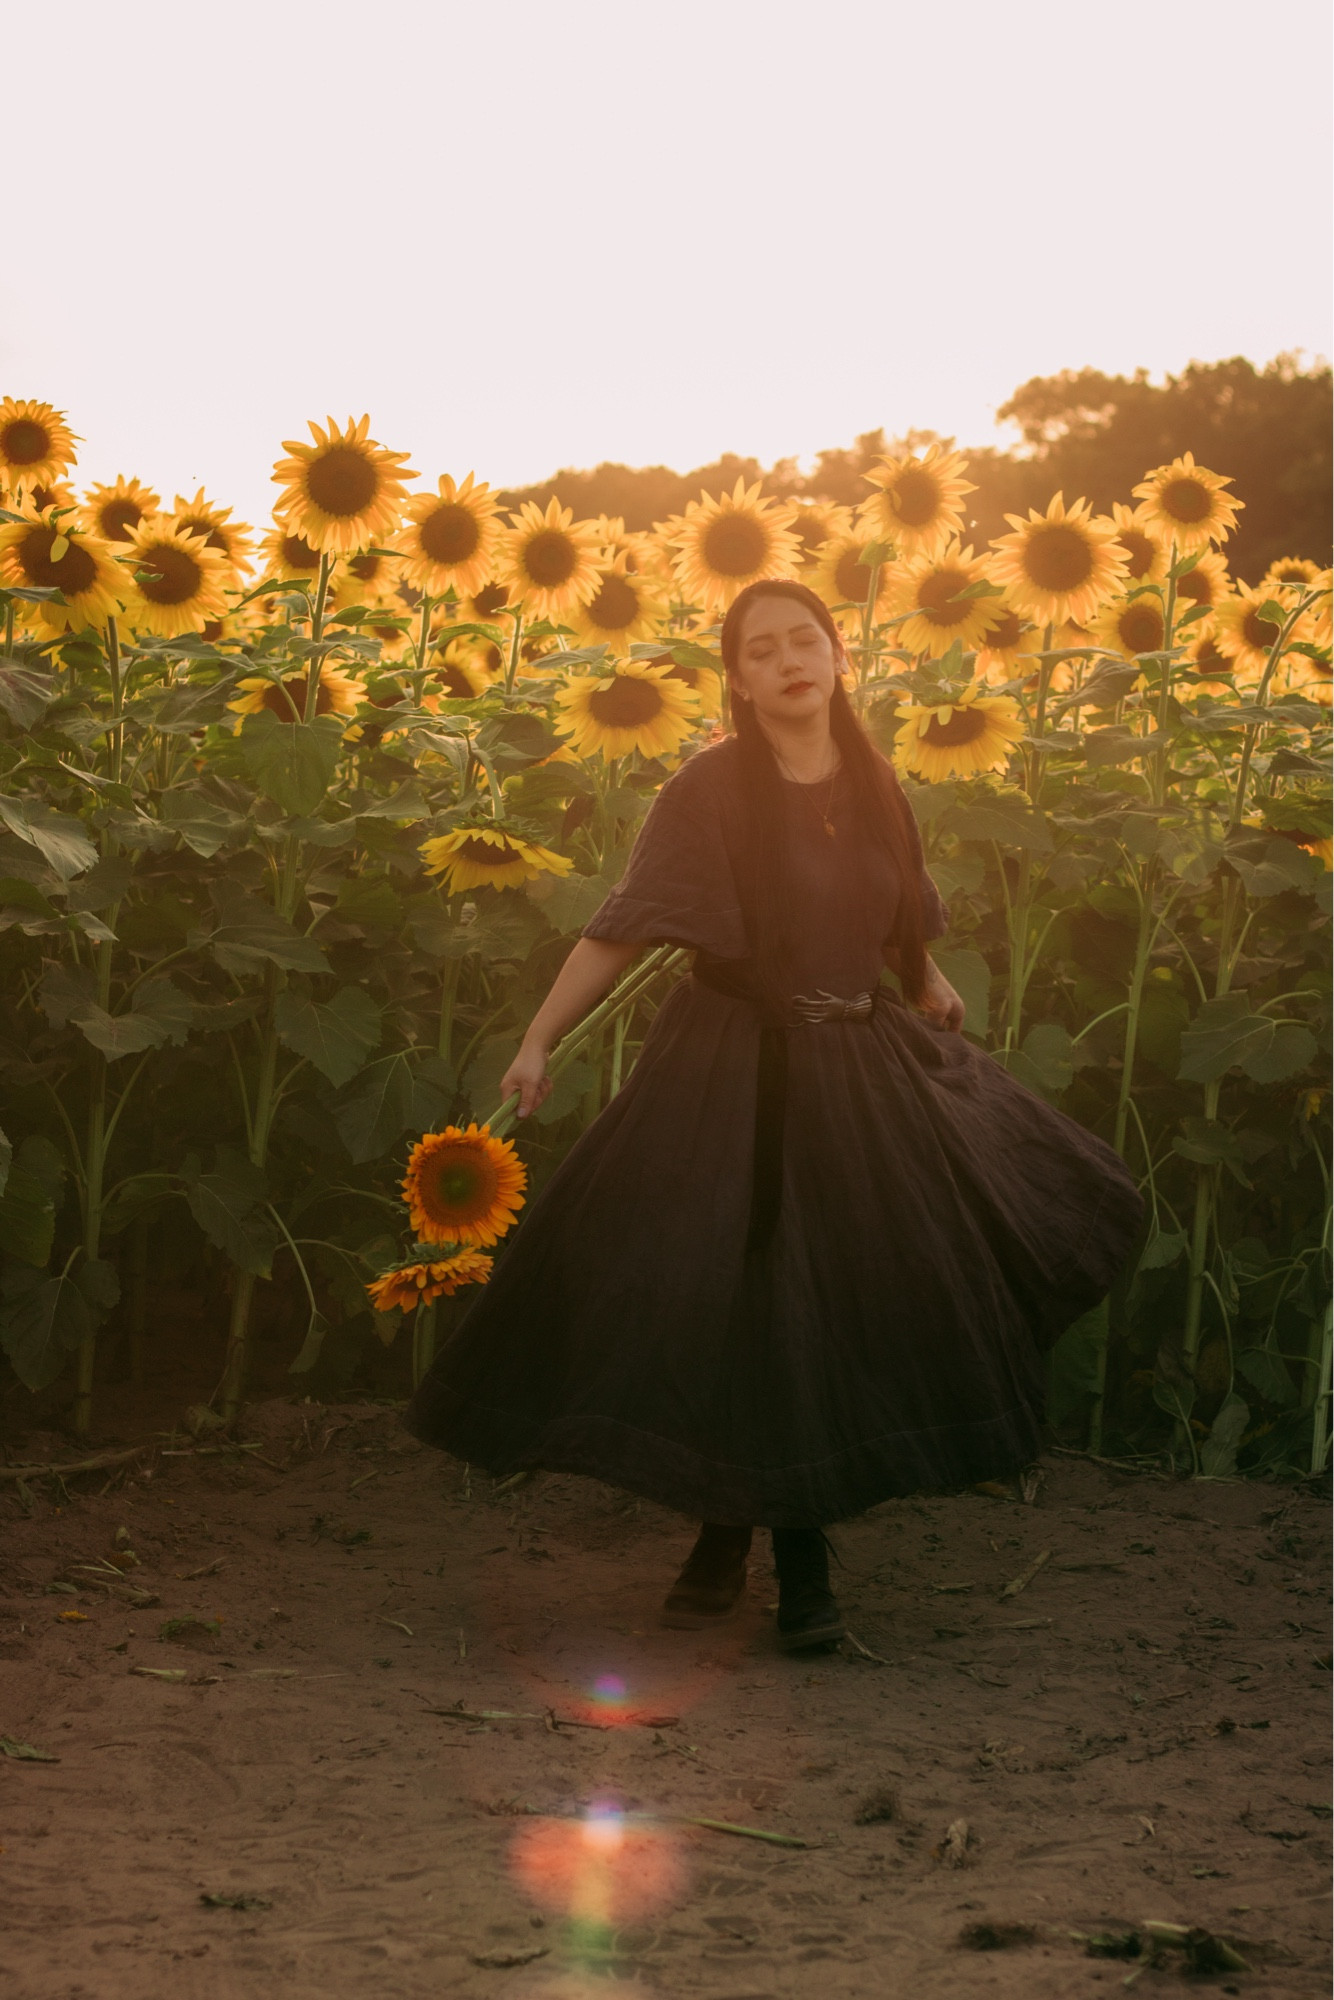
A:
718,578,928,1017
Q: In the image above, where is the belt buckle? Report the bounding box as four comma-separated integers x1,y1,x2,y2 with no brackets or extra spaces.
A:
790,988,873,1025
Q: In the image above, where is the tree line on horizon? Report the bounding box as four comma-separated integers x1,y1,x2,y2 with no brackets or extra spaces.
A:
497,354,1332,585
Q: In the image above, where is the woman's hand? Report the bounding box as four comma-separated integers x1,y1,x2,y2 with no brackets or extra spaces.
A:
501,1040,553,1120
917,956,966,1033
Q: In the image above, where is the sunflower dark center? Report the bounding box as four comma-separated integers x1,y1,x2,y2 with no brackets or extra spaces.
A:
1024,523,1094,592
30,484,59,510
306,444,379,518
523,529,578,589
1177,566,1216,606
1,418,50,467
1242,606,1280,651
17,524,97,594
260,673,341,719
982,608,1022,650
1195,638,1230,673
420,502,481,565
586,572,640,630
137,544,203,606
923,707,988,747
457,835,517,867
434,664,475,697
835,547,873,602
587,676,664,726
281,533,320,571
917,565,974,626
349,553,383,582
1118,529,1156,577
100,500,143,542
180,514,230,555
1275,563,1310,583
889,467,942,529
701,514,767,577
1118,601,1165,652
472,582,509,617
1160,476,1211,525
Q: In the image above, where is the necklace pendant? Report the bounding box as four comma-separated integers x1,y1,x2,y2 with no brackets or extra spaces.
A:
823,818,836,837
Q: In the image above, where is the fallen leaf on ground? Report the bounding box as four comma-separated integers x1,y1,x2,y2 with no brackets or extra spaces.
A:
129,1666,187,1681
200,1891,273,1911
933,1817,972,1866
0,1736,59,1763
56,1610,90,1623
470,1944,549,1969
998,1548,1051,1599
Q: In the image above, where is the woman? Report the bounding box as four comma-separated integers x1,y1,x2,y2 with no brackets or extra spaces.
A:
406,580,1143,1653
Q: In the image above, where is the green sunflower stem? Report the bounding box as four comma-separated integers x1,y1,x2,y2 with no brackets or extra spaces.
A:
4,599,14,657
857,564,884,689
411,591,434,706
503,608,525,700
221,964,285,1425
1307,1302,1332,1475
302,553,333,722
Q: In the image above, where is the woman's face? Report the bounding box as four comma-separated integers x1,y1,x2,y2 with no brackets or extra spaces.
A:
729,596,845,724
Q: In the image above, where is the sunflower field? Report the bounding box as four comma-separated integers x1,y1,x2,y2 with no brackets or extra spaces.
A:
0,398,1328,1480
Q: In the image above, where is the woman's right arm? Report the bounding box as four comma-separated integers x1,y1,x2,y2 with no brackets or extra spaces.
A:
500,935,644,1119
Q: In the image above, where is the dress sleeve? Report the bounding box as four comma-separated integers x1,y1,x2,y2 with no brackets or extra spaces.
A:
579,758,751,958
885,765,950,945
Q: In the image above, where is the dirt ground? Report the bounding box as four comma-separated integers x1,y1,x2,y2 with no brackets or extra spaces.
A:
0,1402,1329,2000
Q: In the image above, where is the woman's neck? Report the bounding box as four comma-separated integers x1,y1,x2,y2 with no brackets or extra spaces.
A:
756,711,840,783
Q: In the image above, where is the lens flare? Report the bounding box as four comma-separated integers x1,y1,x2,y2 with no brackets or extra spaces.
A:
591,1673,628,1710
509,1802,690,1930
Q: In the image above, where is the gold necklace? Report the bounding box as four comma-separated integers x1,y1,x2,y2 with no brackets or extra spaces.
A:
777,751,841,838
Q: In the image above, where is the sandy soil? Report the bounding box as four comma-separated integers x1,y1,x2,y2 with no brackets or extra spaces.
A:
0,1402,1328,1999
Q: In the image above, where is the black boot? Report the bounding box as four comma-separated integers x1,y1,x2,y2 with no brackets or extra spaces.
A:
660,1523,753,1629
772,1527,845,1653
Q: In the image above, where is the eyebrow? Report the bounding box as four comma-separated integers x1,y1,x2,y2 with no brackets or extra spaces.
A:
746,622,819,644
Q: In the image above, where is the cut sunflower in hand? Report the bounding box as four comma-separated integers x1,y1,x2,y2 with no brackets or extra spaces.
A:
1107,501,1167,586
81,474,161,545
567,556,668,654
1132,452,1241,552
886,540,996,658
859,443,975,560
229,663,366,720
989,493,1127,629
272,413,415,556
892,687,1024,782
366,1250,494,1312
119,520,231,638
419,822,574,893
668,478,800,615
402,1125,527,1249
555,658,701,761
0,505,125,634
397,473,501,598
169,489,254,577
0,398,79,495
1093,590,1169,661
807,531,894,624
496,498,603,622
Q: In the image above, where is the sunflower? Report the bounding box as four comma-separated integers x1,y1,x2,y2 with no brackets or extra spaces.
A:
1108,502,1167,586
1093,592,1169,661
462,578,513,622
975,599,1037,681
1186,631,1243,696
567,556,669,653
419,824,574,894
0,398,78,494
402,1124,527,1249
272,413,415,556
118,520,230,638
639,649,724,718
170,489,254,576
1212,582,1293,678
1132,452,1241,551
859,443,975,559
366,1250,493,1312
430,636,497,700
1173,548,1229,634
496,498,603,621
893,688,1024,783
989,492,1127,628
807,531,894,624
229,663,367,721
333,546,403,612
396,472,501,598
24,478,77,515
81,474,161,545
885,540,995,658
0,506,125,634
1261,555,1324,594
590,514,657,576
258,523,324,585
555,659,701,760
668,478,800,614
1274,652,1332,707
789,500,853,565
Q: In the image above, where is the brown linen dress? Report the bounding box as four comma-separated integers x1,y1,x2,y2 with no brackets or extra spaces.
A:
405,737,1144,1526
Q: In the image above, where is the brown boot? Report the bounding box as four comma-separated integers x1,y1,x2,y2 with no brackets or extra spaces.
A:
660,1523,753,1629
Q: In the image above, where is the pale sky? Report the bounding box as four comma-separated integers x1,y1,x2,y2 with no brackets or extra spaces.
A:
3,0,1329,530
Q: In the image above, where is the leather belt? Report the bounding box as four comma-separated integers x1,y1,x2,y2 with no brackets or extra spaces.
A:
691,961,878,1254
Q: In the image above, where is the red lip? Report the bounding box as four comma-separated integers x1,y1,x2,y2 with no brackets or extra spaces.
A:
783,681,813,694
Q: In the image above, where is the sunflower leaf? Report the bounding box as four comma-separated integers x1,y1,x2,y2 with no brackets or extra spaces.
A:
0,1267,92,1392
0,796,97,881
274,988,382,1088
1200,1392,1250,1479
239,711,344,817
0,666,58,729
0,1165,58,1268
333,1054,449,1165
201,889,330,976
474,711,558,772
159,791,247,857
179,1150,279,1278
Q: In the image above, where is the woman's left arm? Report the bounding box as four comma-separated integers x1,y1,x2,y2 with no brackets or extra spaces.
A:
883,947,966,1033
